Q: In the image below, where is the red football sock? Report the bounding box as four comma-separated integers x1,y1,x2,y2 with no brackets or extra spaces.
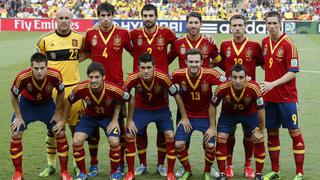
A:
166,138,176,174
226,135,235,166
204,145,215,173
290,130,305,174
119,122,126,166
157,132,167,166
243,136,254,167
88,129,100,166
216,137,228,173
73,143,86,174
176,144,191,172
125,137,136,173
10,137,23,173
109,144,121,174
267,130,280,173
137,132,148,165
56,134,69,173
254,141,266,174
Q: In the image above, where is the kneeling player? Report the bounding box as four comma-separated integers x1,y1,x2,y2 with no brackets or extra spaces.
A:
61,62,130,180
212,64,266,180
10,53,72,180
123,53,188,180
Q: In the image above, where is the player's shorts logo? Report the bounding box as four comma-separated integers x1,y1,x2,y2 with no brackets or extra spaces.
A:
92,35,98,46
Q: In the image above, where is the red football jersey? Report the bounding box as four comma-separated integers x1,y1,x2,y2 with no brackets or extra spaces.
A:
84,25,133,85
130,26,177,73
212,81,264,116
219,38,264,80
171,68,223,118
68,80,130,117
11,67,64,104
168,35,220,68
125,69,178,110
262,33,299,103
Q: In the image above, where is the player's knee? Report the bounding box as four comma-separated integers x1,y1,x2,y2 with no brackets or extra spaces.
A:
11,133,22,139
267,128,279,135
55,131,66,138
126,133,135,139
164,130,174,139
217,133,228,143
73,133,85,146
205,143,215,149
108,136,120,147
175,141,185,149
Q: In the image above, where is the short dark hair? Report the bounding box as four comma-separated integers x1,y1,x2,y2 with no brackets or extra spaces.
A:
265,11,281,23
138,52,155,65
230,63,247,76
186,11,202,22
141,4,158,17
229,14,247,25
30,52,47,66
87,62,105,76
97,2,115,16
186,48,203,61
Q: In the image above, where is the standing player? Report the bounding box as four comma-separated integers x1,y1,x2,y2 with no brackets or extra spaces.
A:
62,62,130,180
130,4,177,176
168,11,221,68
167,11,221,178
218,14,264,178
212,64,266,180
124,53,188,180
10,53,72,180
84,2,133,176
36,7,85,177
260,11,305,180
171,48,224,180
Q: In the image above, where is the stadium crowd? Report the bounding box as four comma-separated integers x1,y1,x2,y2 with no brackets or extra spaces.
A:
0,0,320,20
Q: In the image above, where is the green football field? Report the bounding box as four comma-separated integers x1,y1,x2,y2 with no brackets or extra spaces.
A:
0,31,319,180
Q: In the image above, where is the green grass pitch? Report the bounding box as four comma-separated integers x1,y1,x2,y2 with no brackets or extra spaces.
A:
0,31,319,179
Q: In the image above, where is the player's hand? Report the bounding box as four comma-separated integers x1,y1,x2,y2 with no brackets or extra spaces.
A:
246,76,252,82
259,81,275,94
178,118,192,133
11,116,25,133
252,128,264,143
204,127,216,144
107,120,119,134
50,113,61,124
203,34,216,44
53,121,65,135
126,120,137,135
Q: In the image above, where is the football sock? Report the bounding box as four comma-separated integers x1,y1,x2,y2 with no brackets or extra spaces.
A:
166,137,176,174
119,123,126,166
125,136,136,173
243,136,254,167
226,135,235,166
157,132,167,166
254,141,265,174
290,129,305,174
267,130,280,173
204,145,215,173
216,136,228,173
176,144,191,172
88,129,99,166
56,134,69,173
45,134,57,167
10,137,23,173
137,132,148,166
73,143,86,174
109,144,121,174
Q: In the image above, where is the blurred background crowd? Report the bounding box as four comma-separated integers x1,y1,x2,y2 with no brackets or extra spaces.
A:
0,0,319,21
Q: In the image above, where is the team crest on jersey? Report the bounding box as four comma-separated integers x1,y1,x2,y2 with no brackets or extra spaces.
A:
50,52,56,60
154,83,163,94
245,48,253,58
91,35,98,46
46,84,53,93
137,35,143,46
201,44,209,54
226,47,231,58
105,96,113,106
136,83,144,92
157,35,165,46
180,44,186,54
201,82,209,92
277,47,284,58
84,96,91,106
263,46,268,56
181,81,187,91
113,35,121,46
72,39,78,47
26,83,33,92
243,95,252,106
37,93,42,100
225,95,231,104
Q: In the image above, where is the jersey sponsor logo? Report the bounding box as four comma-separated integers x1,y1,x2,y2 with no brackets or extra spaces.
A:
169,84,178,94
13,86,20,95
123,92,130,101
114,35,121,46
72,39,78,47
201,82,209,92
277,47,284,58
137,35,143,46
245,48,253,59
256,97,264,106
181,81,187,91
226,47,231,58
59,83,65,91
291,59,298,67
50,52,56,59
180,44,186,55
84,96,91,105
91,35,98,46
26,83,33,92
